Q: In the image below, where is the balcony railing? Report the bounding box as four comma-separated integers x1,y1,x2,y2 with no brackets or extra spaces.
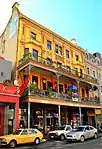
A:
18,53,98,84
23,88,100,105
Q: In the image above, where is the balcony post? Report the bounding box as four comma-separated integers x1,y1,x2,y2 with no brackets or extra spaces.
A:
27,65,32,96
76,80,82,125
56,73,61,127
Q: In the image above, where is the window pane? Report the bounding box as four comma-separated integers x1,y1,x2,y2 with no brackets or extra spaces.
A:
76,55,79,61
47,40,51,50
59,46,62,55
28,129,37,134
31,32,36,39
66,50,69,58
47,58,52,65
24,48,29,55
32,49,38,61
21,129,28,135
55,45,59,53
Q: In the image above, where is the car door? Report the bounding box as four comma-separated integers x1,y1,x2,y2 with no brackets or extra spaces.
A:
89,126,95,138
27,129,37,143
65,126,72,134
19,129,29,144
84,126,90,139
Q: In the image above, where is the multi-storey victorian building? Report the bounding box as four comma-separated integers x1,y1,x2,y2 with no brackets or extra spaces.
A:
0,2,101,131
85,51,102,122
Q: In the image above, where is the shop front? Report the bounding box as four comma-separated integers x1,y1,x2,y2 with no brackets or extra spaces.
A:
0,83,19,135
95,109,102,123
87,109,96,127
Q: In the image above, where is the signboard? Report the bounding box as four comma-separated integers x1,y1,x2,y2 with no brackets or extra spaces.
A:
87,111,95,116
95,109,101,115
0,83,18,95
9,15,18,38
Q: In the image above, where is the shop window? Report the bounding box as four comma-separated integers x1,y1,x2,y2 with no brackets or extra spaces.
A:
30,32,36,40
32,49,38,61
59,84,63,93
76,55,79,61
59,46,62,55
47,40,51,50
66,50,69,59
47,58,52,65
55,44,59,53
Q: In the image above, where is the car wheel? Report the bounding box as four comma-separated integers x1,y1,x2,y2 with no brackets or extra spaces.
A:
80,135,85,142
94,133,98,139
35,138,40,145
60,134,65,140
9,140,16,148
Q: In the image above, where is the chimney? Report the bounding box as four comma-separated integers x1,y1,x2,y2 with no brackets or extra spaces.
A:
12,2,19,11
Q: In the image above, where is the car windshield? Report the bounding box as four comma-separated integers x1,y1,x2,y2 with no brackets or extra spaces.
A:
74,126,85,132
57,126,65,130
12,130,22,135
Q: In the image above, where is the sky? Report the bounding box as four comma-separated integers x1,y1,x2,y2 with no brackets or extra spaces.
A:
0,0,102,54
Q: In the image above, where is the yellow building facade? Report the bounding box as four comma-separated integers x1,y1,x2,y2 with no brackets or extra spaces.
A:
0,2,101,130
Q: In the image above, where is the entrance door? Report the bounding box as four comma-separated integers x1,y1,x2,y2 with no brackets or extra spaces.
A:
0,106,4,136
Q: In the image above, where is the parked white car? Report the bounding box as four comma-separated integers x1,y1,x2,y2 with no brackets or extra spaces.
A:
48,125,72,140
66,125,98,142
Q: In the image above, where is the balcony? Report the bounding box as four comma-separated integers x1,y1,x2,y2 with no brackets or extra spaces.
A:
18,53,98,85
22,88,100,105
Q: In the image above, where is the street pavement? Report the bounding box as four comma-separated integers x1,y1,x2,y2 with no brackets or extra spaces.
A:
1,134,102,149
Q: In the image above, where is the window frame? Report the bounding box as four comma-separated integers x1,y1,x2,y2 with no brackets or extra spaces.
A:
30,32,36,40
47,40,51,50
66,50,69,59
75,55,79,61
55,44,59,53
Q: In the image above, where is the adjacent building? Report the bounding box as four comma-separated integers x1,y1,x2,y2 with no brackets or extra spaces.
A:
0,57,12,82
0,2,101,131
85,51,102,122
0,58,19,135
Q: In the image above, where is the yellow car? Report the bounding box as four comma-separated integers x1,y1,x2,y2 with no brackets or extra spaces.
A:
0,128,43,148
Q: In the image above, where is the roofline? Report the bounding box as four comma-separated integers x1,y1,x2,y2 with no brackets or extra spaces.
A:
85,59,102,71
20,12,85,54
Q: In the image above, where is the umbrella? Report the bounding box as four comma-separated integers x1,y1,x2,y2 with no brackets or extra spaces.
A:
69,85,77,90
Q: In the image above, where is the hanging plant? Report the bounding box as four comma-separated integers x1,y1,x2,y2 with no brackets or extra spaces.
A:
67,88,72,95
30,83,38,91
